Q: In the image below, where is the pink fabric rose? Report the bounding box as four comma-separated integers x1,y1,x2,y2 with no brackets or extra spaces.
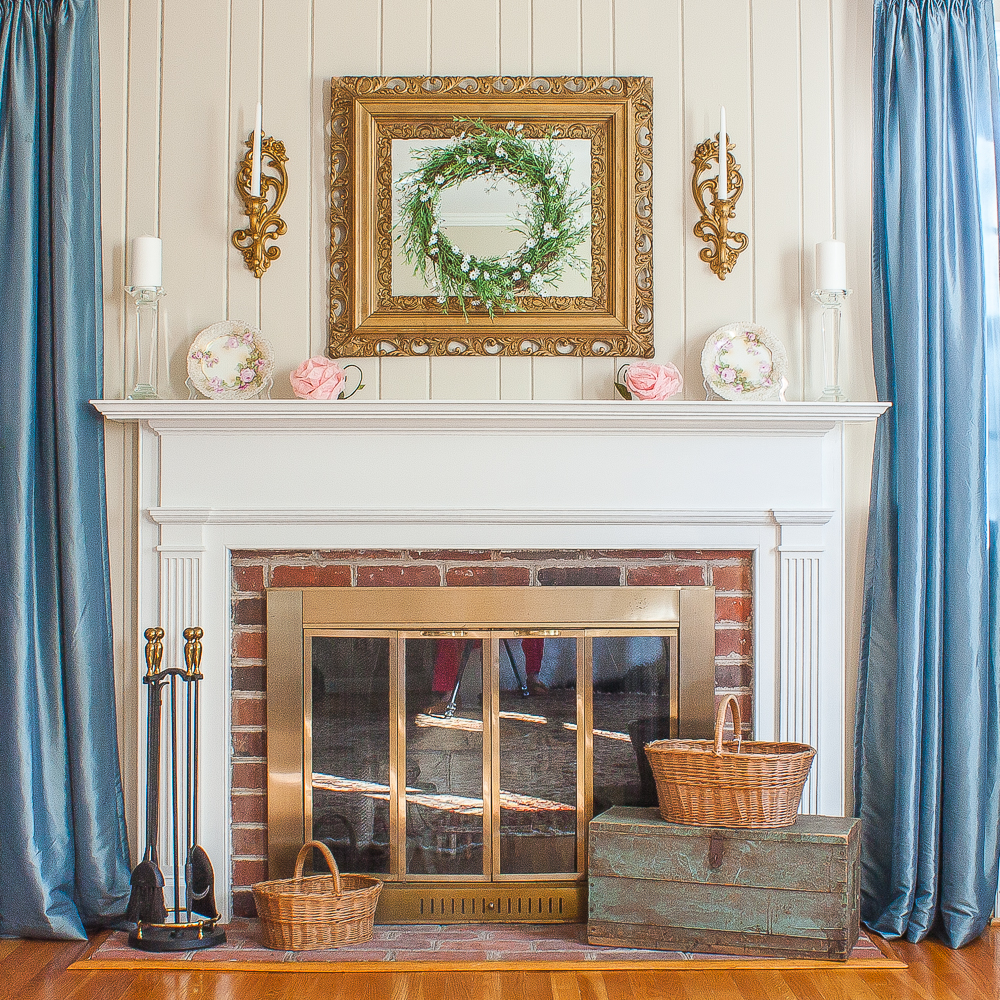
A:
290,357,347,400
623,361,683,400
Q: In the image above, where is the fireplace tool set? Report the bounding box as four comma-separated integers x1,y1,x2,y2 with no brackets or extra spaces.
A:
125,626,226,950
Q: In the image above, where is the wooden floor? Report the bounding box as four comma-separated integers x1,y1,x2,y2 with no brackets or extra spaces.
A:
1,927,998,1000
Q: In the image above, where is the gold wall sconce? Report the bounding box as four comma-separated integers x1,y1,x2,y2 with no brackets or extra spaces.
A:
232,131,288,278
692,132,747,280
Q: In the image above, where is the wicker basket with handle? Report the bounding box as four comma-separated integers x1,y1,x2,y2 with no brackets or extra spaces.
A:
252,840,382,951
645,694,815,828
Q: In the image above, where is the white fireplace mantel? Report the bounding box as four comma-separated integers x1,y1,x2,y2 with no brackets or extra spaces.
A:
95,398,887,920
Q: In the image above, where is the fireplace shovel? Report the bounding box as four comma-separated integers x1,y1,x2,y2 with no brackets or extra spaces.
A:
183,628,219,920
125,628,168,926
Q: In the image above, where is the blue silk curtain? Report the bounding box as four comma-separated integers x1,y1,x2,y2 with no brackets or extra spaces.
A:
0,0,130,938
859,0,1000,948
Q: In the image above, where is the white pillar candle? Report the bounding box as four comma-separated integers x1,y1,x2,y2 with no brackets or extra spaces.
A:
130,235,162,288
718,106,728,201
816,239,848,290
251,102,262,198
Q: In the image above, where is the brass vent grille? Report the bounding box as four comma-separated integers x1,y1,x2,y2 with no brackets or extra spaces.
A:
376,883,585,924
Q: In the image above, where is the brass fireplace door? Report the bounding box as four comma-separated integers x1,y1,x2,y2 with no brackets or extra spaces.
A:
266,586,715,922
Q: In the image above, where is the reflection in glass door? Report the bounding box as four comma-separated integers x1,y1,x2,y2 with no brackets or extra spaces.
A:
308,634,393,875
403,635,488,877
492,633,582,877
307,626,678,889
590,631,678,817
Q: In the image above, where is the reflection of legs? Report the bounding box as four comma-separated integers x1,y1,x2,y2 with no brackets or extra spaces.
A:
522,638,547,693
431,639,462,693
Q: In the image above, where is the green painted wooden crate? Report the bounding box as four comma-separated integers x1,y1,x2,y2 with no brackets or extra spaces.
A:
588,806,860,960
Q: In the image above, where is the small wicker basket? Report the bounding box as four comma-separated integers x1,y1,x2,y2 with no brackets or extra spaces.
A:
645,694,815,828
252,840,382,951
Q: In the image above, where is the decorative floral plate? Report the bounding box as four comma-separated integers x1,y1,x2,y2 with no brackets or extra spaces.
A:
701,322,786,401
187,321,274,400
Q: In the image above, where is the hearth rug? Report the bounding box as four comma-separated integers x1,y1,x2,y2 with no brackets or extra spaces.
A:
72,920,904,972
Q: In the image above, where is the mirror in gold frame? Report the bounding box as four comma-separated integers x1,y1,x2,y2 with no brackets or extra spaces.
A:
329,76,653,359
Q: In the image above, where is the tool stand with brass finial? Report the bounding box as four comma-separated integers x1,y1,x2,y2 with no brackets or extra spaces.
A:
128,627,226,951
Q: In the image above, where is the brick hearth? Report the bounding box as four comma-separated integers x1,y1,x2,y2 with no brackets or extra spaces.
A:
228,548,753,917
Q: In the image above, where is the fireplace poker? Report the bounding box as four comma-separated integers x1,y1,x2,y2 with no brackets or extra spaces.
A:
125,628,168,926
169,666,182,922
183,627,219,919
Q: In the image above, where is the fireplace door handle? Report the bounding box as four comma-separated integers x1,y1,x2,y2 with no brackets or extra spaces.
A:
421,629,470,637
514,629,562,637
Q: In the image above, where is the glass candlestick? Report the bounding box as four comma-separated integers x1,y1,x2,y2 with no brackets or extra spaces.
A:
125,286,166,399
811,288,851,402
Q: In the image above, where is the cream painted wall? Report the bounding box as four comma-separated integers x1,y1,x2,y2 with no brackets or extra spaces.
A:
98,0,877,823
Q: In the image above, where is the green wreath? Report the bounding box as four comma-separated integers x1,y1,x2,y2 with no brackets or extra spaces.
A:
394,119,590,317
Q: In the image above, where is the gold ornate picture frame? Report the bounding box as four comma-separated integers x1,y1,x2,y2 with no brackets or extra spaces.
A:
329,76,653,358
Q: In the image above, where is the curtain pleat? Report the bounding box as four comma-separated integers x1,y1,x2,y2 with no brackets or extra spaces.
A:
0,0,130,939
859,0,1000,948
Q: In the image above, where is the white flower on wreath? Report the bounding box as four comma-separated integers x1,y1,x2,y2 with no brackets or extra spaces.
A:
469,268,480,280
512,271,521,281
483,272,491,280
435,174,444,184
523,263,532,272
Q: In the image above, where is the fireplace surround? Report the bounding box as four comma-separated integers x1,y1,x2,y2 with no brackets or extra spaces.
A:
94,398,888,920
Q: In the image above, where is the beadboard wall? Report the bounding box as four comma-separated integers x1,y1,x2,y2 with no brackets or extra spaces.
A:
97,0,877,820
97,0,875,403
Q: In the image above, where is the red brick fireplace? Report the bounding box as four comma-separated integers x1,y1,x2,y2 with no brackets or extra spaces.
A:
228,547,753,917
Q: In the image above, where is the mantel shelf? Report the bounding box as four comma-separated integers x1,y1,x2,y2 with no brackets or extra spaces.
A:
92,399,888,436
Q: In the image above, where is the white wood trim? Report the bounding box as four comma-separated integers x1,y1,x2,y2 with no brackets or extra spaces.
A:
146,506,825,526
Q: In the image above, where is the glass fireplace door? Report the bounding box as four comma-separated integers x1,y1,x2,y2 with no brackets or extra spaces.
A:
490,632,583,880
401,632,490,879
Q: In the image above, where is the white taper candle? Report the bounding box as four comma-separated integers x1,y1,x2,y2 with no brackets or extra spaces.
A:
719,106,728,201
251,102,262,198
